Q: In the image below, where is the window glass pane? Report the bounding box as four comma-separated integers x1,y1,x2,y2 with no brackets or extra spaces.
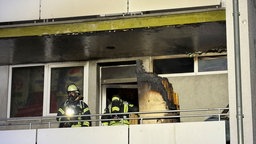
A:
101,65,137,80
153,58,194,74
198,56,227,72
50,67,83,113
11,66,44,117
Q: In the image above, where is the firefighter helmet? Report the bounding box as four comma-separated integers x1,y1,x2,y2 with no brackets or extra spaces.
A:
112,95,120,101
67,83,80,95
111,95,122,113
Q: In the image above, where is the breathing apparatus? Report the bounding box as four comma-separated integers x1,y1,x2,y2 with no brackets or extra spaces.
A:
67,83,81,103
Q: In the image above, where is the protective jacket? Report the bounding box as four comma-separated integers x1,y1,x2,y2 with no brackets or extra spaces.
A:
57,98,91,128
101,99,138,126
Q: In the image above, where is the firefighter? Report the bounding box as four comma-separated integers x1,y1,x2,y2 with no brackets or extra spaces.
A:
56,83,91,128
101,95,138,126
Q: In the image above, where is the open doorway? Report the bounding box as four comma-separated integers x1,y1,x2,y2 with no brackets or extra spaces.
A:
101,84,138,113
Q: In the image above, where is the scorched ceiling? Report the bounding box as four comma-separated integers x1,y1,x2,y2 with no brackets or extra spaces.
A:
0,9,226,65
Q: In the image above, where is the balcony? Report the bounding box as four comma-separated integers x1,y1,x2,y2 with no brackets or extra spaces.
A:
0,108,229,144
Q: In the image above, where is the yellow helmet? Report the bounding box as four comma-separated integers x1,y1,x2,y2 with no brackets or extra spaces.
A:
67,83,80,95
67,84,78,92
112,95,120,101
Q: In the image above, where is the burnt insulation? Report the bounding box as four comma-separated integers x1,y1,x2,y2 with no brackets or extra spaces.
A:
136,60,176,110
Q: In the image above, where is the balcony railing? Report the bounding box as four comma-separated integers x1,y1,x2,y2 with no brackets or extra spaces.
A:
0,107,229,130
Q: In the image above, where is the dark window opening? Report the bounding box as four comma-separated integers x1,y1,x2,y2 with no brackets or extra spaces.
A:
10,66,44,117
153,58,194,74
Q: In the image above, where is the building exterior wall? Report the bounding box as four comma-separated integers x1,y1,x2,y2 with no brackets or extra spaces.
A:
227,0,256,143
0,0,222,23
247,0,256,142
239,0,254,143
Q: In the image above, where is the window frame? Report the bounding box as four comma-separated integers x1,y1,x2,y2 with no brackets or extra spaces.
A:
45,62,89,116
152,54,227,78
8,62,89,118
7,64,45,118
100,84,138,115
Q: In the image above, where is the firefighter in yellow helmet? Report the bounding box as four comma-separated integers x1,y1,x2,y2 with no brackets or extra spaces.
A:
101,95,138,126
57,83,91,128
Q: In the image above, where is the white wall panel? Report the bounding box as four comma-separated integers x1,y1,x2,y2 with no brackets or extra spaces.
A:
175,121,226,144
130,123,176,144
0,129,36,144
0,122,225,144
0,0,40,22
129,0,221,12
130,121,226,144
37,126,128,144
40,0,127,19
